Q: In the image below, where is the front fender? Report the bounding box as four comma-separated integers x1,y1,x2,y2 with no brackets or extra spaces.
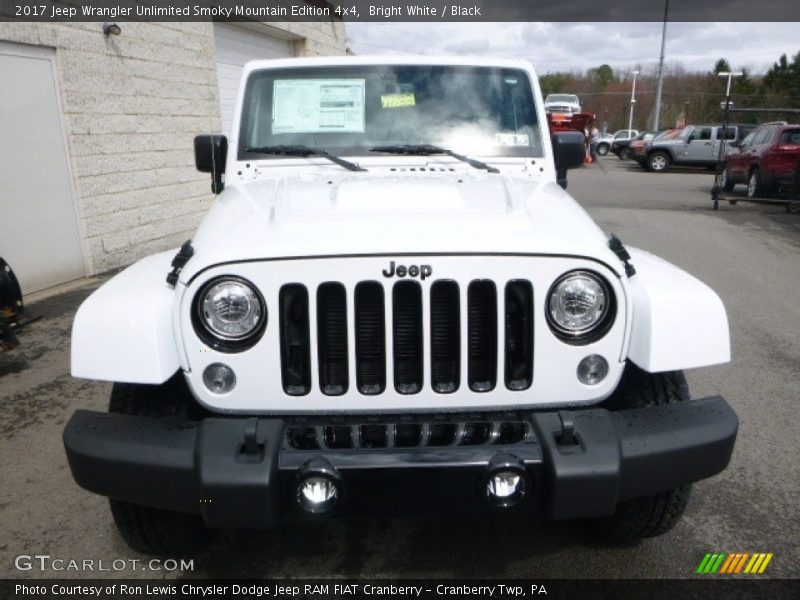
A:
626,248,730,372
71,251,180,384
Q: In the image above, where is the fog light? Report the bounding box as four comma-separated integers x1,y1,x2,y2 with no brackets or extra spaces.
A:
577,354,608,385
296,458,342,514
487,471,523,498
300,477,337,504
202,363,236,393
485,454,528,508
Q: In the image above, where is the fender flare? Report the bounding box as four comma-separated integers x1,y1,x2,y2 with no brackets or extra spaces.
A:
71,251,181,384
626,248,730,372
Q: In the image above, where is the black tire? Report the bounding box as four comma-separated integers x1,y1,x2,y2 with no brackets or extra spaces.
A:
108,376,215,556
619,148,631,161
587,364,692,543
719,166,735,192
596,143,610,156
647,151,671,172
747,168,763,198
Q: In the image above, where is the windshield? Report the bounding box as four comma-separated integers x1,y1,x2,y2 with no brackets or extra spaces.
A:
545,95,579,104
239,65,543,159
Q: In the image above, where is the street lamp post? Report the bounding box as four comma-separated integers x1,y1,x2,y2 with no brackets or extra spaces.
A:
628,70,639,132
712,70,744,206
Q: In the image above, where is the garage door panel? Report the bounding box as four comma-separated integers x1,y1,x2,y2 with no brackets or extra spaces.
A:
214,24,293,135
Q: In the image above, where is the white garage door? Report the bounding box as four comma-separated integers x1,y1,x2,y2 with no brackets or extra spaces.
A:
0,43,85,295
214,24,294,135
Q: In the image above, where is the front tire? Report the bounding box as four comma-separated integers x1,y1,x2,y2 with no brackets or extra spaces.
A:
619,148,631,160
747,168,763,198
718,166,735,192
596,143,610,156
647,151,671,172
108,377,215,556
587,365,692,543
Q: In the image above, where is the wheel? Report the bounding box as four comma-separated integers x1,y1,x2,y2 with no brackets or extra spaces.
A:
747,168,763,198
647,151,670,172
787,202,800,213
717,166,735,192
596,143,610,156
619,148,631,161
587,364,692,543
108,376,216,556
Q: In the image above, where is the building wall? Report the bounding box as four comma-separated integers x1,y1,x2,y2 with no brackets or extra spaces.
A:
0,21,347,275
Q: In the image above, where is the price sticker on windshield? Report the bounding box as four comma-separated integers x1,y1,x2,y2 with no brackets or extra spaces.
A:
273,79,365,133
495,133,530,146
381,93,416,108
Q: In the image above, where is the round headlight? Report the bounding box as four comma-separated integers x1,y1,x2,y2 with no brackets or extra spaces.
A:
547,270,614,341
194,277,266,349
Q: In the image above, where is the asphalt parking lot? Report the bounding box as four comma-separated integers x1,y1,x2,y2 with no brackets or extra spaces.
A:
1,157,798,580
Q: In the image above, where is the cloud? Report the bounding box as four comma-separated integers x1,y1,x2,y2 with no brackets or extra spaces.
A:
346,22,799,74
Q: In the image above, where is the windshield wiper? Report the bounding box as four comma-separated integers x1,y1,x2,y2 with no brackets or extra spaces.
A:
370,144,499,173
244,145,366,172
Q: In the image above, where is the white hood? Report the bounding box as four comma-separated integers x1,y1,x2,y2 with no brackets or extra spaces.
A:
182,171,621,282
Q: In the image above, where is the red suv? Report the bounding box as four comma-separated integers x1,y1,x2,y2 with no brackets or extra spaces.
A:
721,122,800,197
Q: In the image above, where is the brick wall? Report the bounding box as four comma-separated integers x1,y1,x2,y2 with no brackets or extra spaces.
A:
0,21,347,275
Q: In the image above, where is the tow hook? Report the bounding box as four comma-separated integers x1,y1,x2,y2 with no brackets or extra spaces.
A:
556,411,579,447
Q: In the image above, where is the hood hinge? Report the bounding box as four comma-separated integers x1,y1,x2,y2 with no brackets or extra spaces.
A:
166,240,194,286
608,234,636,278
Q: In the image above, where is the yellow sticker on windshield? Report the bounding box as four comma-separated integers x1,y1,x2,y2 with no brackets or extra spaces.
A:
381,93,415,108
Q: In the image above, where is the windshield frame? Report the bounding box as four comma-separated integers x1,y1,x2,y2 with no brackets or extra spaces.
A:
236,64,544,162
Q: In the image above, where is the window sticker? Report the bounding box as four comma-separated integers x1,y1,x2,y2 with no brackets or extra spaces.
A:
381,93,416,108
495,133,530,146
272,79,365,133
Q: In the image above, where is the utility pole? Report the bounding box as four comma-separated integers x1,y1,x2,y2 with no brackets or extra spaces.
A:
652,0,670,130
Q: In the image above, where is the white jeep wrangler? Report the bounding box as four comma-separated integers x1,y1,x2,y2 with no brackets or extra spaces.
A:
64,57,738,556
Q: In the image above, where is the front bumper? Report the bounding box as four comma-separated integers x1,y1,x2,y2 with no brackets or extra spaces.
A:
63,396,737,528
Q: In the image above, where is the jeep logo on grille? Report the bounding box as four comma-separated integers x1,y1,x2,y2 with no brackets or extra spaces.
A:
382,261,432,280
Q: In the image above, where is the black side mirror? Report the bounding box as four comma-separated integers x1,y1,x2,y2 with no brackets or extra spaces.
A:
194,135,228,194
551,131,585,189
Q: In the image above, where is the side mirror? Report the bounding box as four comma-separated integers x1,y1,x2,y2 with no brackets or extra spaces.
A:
551,131,585,189
194,135,228,194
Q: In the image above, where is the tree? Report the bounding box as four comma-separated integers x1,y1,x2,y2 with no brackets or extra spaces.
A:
588,64,615,89
713,58,732,74
763,52,800,106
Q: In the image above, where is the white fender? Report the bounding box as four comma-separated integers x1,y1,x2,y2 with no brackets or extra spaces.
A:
71,251,180,384
626,248,730,372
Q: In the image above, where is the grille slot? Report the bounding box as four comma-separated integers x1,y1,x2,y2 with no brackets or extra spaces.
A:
467,280,498,392
354,281,386,395
286,419,529,450
317,282,348,395
392,281,424,394
278,284,311,395
430,280,460,393
505,280,534,391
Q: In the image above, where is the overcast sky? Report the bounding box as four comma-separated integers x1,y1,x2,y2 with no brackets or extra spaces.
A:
346,22,800,75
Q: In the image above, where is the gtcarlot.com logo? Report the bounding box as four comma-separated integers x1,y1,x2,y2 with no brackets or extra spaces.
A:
14,554,195,572
696,552,773,575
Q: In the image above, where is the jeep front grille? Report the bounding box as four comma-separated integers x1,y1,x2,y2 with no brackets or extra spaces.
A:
286,418,530,450
279,279,534,397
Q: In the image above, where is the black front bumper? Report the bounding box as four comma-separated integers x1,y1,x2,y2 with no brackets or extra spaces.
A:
63,397,737,529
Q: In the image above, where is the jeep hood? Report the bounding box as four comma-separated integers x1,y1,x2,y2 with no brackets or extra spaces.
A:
182,173,622,282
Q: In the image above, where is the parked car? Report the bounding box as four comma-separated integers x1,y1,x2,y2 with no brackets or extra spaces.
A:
720,122,800,198
63,56,737,556
630,129,682,165
611,131,654,160
544,93,581,115
595,129,638,156
641,124,756,172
